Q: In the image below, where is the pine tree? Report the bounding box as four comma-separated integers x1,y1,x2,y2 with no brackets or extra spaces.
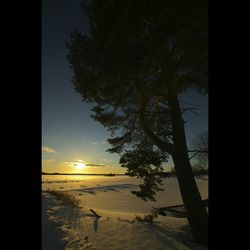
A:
67,0,208,244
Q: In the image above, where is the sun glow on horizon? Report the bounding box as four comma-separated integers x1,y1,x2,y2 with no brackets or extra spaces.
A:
74,162,86,170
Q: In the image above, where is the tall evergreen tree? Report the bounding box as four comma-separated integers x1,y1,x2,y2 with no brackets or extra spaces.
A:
67,0,208,244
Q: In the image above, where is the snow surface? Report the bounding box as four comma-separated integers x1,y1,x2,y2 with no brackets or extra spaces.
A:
42,175,208,250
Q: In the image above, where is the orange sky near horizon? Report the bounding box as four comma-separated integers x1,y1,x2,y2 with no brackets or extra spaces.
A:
42,157,127,174
41,151,173,174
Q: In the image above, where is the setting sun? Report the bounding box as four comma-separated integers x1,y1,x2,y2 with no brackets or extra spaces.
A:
74,162,86,170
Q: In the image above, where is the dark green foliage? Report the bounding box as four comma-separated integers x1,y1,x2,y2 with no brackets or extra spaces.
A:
120,149,167,201
68,0,208,95
66,0,207,201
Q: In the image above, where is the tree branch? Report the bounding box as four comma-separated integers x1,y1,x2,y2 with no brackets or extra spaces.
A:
181,107,198,116
189,152,198,160
89,209,101,218
188,150,208,161
188,150,208,153
134,81,175,155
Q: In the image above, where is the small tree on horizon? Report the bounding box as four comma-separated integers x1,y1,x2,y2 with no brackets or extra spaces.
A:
67,0,208,244
192,130,208,169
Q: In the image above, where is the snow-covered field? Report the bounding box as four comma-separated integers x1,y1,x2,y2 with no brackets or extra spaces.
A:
42,175,208,250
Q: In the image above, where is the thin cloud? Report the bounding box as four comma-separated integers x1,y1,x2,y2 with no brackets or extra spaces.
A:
86,163,105,167
91,141,106,145
42,146,56,153
59,160,105,167
60,161,73,166
42,159,56,164
75,159,84,162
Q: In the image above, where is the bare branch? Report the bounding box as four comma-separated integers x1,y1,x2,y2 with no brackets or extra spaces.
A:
89,209,101,218
188,149,208,153
181,107,198,116
189,152,198,160
188,150,208,161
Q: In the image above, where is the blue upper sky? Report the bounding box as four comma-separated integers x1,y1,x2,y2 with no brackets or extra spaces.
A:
42,0,208,173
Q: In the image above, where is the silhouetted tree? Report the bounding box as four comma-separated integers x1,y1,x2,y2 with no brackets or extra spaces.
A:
67,0,208,244
192,130,208,168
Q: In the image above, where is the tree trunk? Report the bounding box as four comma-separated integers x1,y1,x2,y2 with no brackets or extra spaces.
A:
168,86,208,245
